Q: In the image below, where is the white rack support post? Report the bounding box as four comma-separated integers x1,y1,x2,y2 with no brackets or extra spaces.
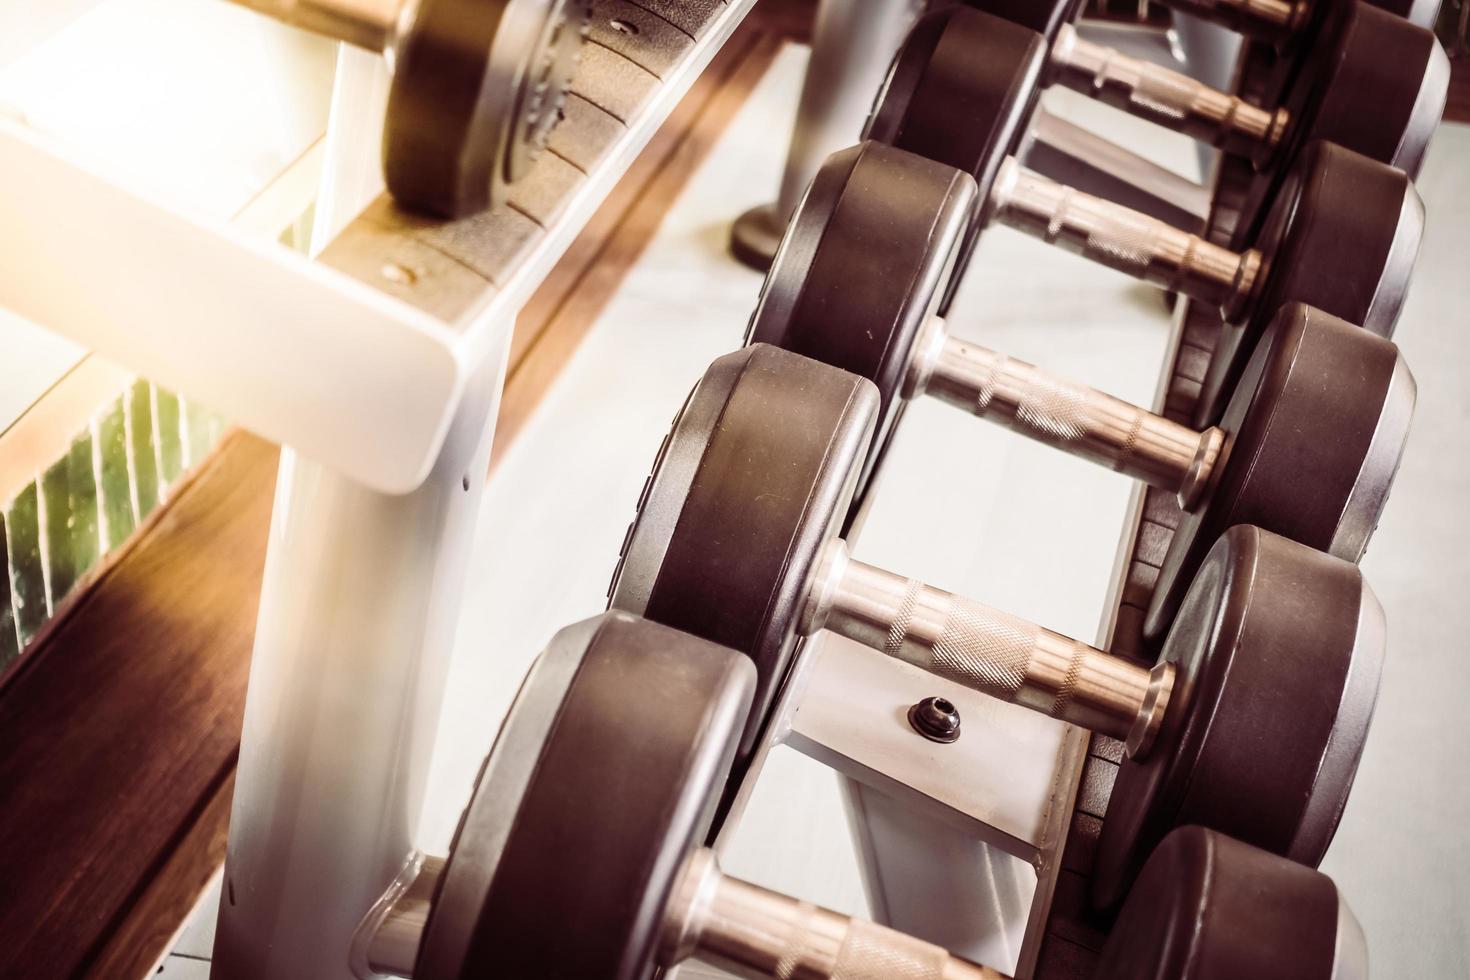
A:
729,0,923,269
215,344,509,980
0,3,763,977
0,5,1185,977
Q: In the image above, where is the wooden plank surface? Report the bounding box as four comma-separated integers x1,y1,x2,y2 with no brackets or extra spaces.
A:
0,433,274,978
0,7,806,976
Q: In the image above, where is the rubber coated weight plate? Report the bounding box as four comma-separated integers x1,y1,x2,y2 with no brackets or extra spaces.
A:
385,0,592,218
1093,526,1383,910
1226,3,1447,248
415,614,600,980
865,8,1043,313
609,345,879,766
1198,140,1421,427
415,612,754,980
747,142,973,498
1275,3,1446,180
1151,304,1412,640
1094,827,1358,980
754,143,1412,618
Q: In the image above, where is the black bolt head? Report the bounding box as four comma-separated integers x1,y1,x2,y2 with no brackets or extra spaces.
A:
908,696,962,744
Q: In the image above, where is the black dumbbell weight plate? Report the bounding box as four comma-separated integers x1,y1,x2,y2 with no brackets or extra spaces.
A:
384,0,592,218
865,10,1042,313
609,345,879,766
1152,303,1412,639
1093,526,1383,910
1229,2,1446,253
747,142,973,499
1274,3,1445,182
1095,826,1360,980
414,612,754,980
1197,140,1421,427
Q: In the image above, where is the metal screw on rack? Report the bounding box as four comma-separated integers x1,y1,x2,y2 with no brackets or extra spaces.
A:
908,696,963,743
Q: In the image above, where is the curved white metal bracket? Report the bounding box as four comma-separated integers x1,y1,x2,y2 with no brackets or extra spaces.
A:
0,119,465,494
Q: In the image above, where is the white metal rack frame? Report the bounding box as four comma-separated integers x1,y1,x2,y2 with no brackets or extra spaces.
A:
0,1,1154,978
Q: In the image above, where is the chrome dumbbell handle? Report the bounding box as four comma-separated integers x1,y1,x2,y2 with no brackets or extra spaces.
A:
804,543,1173,756
989,157,1261,320
1050,25,1289,164
230,0,411,52
1161,0,1312,45
662,850,1007,980
909,323,1224,510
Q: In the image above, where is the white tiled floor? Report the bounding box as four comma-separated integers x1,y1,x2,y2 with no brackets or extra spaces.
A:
158,40,1470,980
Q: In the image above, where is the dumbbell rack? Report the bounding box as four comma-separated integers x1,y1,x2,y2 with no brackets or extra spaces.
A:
0,6,1263,980
1028,101,1267,980
0,3,770,977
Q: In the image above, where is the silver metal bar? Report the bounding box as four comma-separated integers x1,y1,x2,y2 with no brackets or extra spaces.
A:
358,848,1011,980
916,330,1224,509
1050,24,1286,163
230,0,405,52
662,850,1009,980
807,544,1172,754
1161,0,1310,45
361,855,442,977
989,156,1260,319
729,0,921,268
1023,108,1210,232
773,0,919,222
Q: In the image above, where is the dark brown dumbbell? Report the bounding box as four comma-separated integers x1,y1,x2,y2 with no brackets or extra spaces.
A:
608,344,1384,907
232,0,591,217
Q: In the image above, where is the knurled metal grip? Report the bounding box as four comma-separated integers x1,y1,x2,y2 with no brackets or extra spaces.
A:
664,851,1005,980
884,578,1037,702
1050,25,1288,163
832,920,976,980
820,552,1160,743
990,157,1260,318
920,335,1223,506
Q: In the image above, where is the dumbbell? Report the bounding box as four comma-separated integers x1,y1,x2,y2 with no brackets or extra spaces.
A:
966,0,1442,48
1092,823,1367,978
404,611,1368,980
936,0,1444,262
1058,13,1443,172
865,13,1422,425
750,140,1413,640
880,6,1443,202
230,0,591,217
609,343,1383,907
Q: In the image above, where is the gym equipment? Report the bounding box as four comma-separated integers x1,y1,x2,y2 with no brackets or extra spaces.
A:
965,0,1443,46
1043,12,1445,177
881,7,1445,214
399,611,1366,980
750,141,1414,639
866,13,1423,424
1090,824,1367,979
231,0,592,217
609,343,1384,907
